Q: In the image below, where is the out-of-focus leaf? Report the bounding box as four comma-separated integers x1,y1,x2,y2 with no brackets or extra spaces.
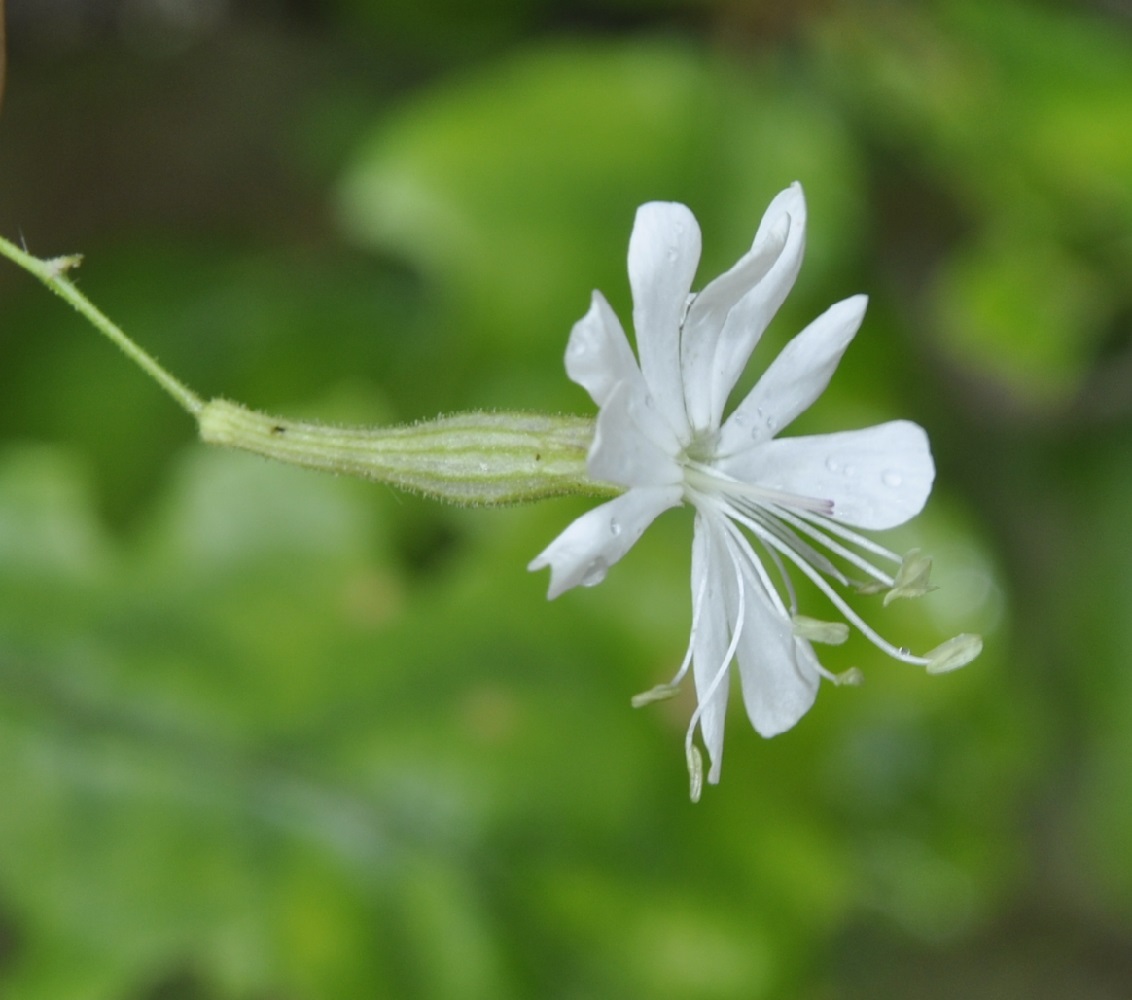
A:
813,0,1132,405
337,40,864,412
932,227,1110,406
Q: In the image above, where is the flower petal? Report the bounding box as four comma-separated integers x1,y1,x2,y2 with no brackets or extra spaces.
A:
702,184,808,431
719,294,867,454
735,581,820,737
720,420,935,530
587,381,683,488
565,291,640,407
690,515,733,784
528,485,683,599
628,202,700,443
681,188,797,432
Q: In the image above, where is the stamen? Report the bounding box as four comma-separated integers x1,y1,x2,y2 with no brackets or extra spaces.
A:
684,463,834,516
792,615,850,645
630,683,681,708
883,549,935,605
766,503,895,588
632,560,710,710
684,521,748,795
717,515,790,620
790,505,904,566
731,498,849,586
925,633,982,674
686,744,704,803
736,513,931,667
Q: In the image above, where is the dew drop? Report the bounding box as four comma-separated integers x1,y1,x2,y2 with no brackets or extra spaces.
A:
825,457,840,473
609,518,622,537
666,246,679,262
843,464,856,476
765,414,778,432
882,470,903,488
477,462,489,473
581,558,609,587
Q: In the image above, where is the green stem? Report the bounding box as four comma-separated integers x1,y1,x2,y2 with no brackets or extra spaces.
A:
200,400,607,506
0,234,203,415
1,234,612,507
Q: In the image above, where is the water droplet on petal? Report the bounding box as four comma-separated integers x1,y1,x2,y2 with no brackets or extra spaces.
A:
843,464,856,476
644,394,656,409
581,558,609,588
882,470,903,488
477,462,489,473
825,457,840,473
765,414,778,432
666,246,679,262
609,518,622,537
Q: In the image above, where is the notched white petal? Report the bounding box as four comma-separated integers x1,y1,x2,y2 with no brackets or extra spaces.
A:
705,184,809,430
564,290,640,407
689,518,733,781
586,381,683,488
528,485,682,599
681,213,789,432
735,572,820,738
629,201,701,442
720,294,867,453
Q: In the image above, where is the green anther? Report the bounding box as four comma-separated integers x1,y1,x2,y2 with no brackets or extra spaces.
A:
686,744,705,804
792,615,850,645
631,683,681,708
884,548,935,606
925,633,983,674
831,667,864,686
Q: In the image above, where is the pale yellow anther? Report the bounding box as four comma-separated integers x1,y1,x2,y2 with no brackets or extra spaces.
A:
793,615,850,645
686,744,704,803
883,548,935,605
925,633,983,674
631,683,681,708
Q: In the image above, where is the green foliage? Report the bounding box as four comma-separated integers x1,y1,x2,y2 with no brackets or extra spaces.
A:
1,0,1130,996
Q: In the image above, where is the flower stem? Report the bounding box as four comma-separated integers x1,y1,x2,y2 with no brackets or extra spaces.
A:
1,235,611,507
199,400,602,506
0,235,203,415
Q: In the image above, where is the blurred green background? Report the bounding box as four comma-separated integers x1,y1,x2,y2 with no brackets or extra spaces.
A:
1,0,1130,996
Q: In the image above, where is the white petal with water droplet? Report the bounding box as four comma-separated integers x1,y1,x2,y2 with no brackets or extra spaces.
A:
528,485,683,599
720,420,934,530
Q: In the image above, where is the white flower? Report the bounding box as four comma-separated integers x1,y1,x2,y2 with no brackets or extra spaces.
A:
529,183,980,800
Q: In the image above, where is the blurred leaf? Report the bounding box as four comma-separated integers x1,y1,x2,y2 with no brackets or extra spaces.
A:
337,40,865,412
932,226,1110,405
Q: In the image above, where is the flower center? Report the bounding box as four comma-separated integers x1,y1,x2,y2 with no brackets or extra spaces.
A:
680,459,835,517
